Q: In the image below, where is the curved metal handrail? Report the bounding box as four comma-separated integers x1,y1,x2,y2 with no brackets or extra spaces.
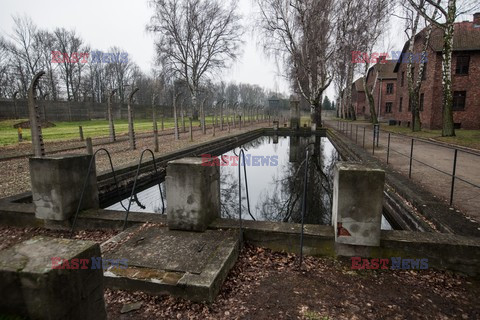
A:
237,148,256,221
122,149,165,230
70,148,127,236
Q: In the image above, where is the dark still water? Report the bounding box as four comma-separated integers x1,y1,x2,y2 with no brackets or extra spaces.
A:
105,134,392,229
220,135,338,225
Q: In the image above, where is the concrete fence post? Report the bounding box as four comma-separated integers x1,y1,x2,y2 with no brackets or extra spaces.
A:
79,126,84,141
152,95,159,152
332,163,385,256
17,127,23,142
13,91,19,119
189,117,193,142
212,115,216,137
27,71,46,157
220,101,224,131
107,89,117,142
86,137,93,155
290,98,300,130
127,88,139,150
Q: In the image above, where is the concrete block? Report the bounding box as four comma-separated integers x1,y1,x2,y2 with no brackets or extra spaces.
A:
290,100,300,130
29,154,98,221
0,236,106,320
332,162,385,247
166,157,220,231
273,120,279,131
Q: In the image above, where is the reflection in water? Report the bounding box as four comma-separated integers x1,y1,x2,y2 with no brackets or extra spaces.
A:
220,135,338,225
105,134,392,230
105,183,166,213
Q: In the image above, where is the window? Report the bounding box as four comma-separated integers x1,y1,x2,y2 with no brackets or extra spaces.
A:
399,97,403,112
401,71,405,87
362,106,365,113
452,91,466,110
386,83,394,94
386,102,393,113
419,93,424,111
455,56,470,75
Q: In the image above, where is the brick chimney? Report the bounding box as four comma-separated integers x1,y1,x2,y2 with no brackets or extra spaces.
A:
474,12,480,26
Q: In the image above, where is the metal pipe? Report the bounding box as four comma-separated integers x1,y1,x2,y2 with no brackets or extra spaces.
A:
409,139,414,178
387,133,391,164
299,148,310,268
450,149,458,206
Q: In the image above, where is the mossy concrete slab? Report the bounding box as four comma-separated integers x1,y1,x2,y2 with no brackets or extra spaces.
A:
103,227,240,303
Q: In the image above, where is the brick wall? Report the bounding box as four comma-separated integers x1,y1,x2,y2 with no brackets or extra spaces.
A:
391,41,480,129
363,73,397,121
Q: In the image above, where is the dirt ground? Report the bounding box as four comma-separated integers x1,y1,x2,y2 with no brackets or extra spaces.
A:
1,226,479,319
104,245,480,320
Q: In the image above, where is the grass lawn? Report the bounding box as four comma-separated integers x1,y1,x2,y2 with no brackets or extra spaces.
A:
379,124,480,151
0,116,232,146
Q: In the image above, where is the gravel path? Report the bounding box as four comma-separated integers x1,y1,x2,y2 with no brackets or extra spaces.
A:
325,120,480,224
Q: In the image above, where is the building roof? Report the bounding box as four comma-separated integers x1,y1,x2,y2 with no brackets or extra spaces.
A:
352,77,365,92
429,21,480,52
366,60,397,82
394,19,480,72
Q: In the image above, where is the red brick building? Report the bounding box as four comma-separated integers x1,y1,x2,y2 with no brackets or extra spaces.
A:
351,77,366,117
391,13,480,129
363,60,397,121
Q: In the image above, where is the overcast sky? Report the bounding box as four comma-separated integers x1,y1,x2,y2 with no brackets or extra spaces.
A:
0,0,414,101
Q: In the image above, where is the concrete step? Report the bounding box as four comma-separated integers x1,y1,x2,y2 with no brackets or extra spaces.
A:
102,225,240,303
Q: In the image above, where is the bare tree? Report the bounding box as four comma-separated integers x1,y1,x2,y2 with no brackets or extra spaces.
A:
257,0,335,129
148,0,243,118
35,29,59,100
2,15,42,98
397,0,439,131
407,0,479,136
357,0,392,124
53,28,89,101
334,0,369,121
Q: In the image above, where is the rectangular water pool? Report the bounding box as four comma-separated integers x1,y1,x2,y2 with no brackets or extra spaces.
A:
105,134,392,230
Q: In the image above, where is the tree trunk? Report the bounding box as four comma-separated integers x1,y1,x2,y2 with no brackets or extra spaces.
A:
441,0,456,137
344,63,356,120
411,90,422,131
173,95,179,140
363,78,378,124
311,102,322,129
